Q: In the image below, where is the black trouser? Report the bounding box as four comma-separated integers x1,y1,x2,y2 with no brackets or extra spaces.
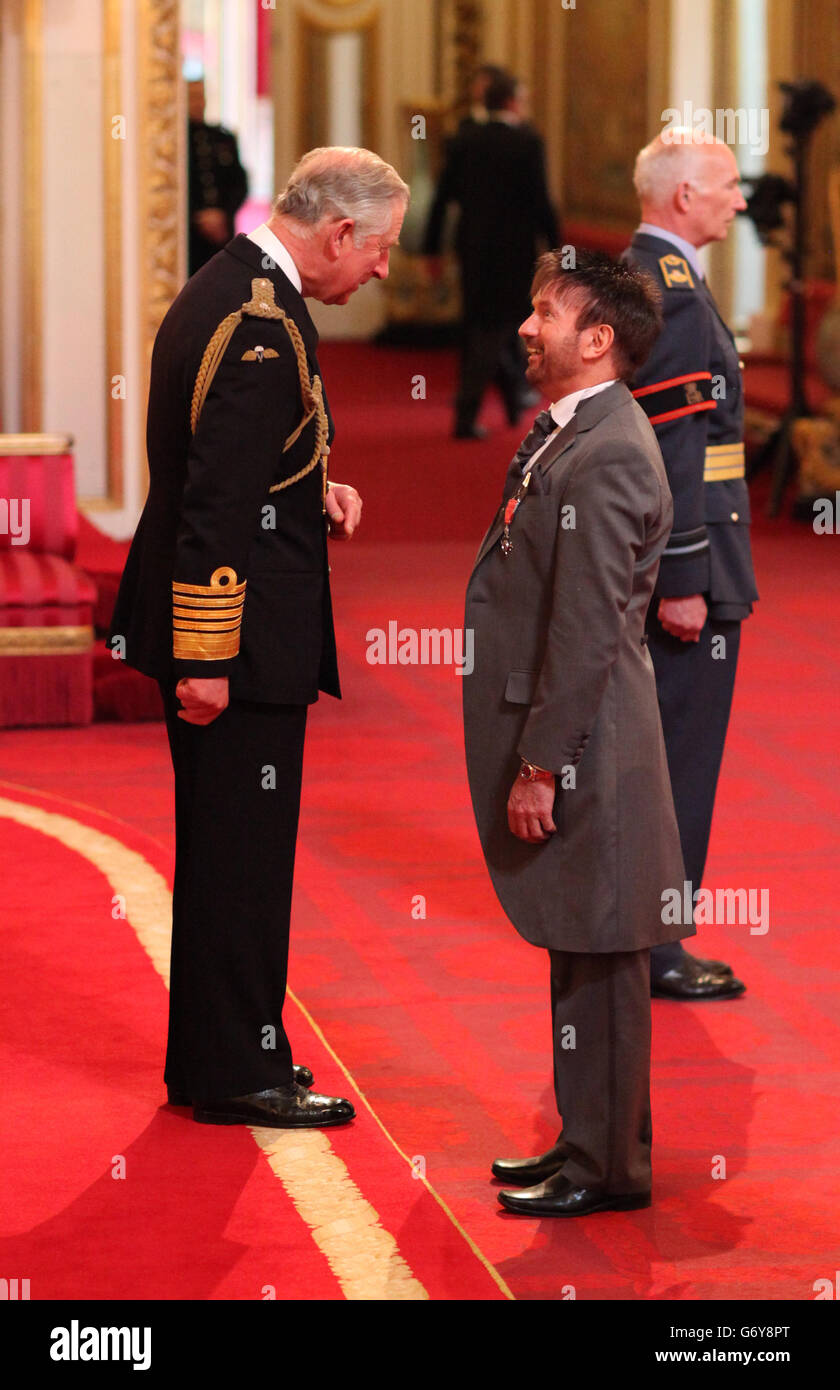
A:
549,948,652,1193
455,320,526,430
647,614,742,974
161,686,307,1101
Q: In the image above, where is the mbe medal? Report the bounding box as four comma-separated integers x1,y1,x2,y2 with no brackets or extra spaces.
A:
499,472,531,557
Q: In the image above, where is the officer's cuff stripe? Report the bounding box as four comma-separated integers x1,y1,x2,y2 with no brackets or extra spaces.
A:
172,565,245,661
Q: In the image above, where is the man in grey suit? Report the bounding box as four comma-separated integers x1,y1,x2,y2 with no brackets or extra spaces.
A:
463,251,691,1216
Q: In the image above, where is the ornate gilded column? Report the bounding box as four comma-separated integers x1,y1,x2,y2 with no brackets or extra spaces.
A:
136,0,185,384
22,0,43,433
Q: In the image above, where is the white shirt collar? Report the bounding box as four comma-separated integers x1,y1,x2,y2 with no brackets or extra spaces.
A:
523,379,618,473
636,223,705,282
246,222,303,294
548,378,618,432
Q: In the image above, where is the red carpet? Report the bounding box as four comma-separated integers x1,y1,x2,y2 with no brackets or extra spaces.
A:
3,344,839,1300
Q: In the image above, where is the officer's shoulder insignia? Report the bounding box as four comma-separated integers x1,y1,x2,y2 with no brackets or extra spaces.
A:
241,346,279,362
659,253,695,289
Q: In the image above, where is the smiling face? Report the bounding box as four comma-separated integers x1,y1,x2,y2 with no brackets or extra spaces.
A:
321,199,406,305
681,143,747,247
519,288,613,399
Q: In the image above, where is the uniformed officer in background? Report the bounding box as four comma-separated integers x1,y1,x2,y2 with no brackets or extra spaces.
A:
188,78,249,276
624,128,758,1001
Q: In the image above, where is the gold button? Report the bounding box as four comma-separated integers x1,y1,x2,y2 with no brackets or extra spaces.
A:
730,511,739,521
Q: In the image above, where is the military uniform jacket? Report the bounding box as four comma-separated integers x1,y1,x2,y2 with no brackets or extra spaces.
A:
623,232,758,620
110,234,340,705
463,383,691,953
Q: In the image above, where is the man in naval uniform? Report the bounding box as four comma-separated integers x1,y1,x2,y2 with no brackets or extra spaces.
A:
623,129,758,1002
465,251,689,1217
110,147,408,1127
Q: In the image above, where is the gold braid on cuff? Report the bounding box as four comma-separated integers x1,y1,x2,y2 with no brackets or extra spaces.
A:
190,278,330,511
172,566,246,661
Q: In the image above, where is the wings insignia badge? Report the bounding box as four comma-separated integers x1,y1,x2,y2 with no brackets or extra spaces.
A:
241,346,280,362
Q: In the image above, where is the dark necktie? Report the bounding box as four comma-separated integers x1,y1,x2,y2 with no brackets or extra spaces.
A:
512,409,555,473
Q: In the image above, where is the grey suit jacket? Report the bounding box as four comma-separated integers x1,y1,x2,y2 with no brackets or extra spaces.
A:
463,381,692,953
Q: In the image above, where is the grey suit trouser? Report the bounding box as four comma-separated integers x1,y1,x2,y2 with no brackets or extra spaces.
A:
549,948,652,1193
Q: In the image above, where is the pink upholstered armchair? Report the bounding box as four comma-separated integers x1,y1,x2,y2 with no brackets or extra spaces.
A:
0,434,95,727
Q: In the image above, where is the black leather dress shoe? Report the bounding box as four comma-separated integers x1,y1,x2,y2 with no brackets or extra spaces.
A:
652,955,746,1000
491,1137,568,1186
453,423,488,440
693,955,734,976
193,1083,354,1128
498,1171,650,1217
167,1063,314,1107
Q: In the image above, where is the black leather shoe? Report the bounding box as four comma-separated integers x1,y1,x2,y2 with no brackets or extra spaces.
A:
652,955,746,1000
491,1137,568,1186
193,1083,354,1128
498,1171,650,1217
694,955,734,976
453,423,488,440
167,1063,314,1107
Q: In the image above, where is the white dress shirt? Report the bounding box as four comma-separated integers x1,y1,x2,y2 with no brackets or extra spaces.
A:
246,222,303,294
524,378,618,474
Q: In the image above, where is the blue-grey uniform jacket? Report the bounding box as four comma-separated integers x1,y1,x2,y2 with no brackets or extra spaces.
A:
623,231,758,622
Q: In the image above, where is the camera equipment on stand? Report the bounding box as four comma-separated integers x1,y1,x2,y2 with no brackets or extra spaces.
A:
740,79,836,516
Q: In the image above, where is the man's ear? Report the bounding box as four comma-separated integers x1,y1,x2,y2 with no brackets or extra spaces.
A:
582,322,614,363
326,217,355,260
676,179,692,211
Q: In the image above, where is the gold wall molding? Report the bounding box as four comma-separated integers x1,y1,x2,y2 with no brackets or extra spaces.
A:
103,0,123,506
793,0,840,281
296,0,379,27
561,0,652,228
136,0,183,499
137,0,183,382
452,0,483,118
295,3,381,156
22,0,43,433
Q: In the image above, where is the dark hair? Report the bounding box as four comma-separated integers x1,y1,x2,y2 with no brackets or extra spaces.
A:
473,63,507,85
530,248,663,380
483,70,518,113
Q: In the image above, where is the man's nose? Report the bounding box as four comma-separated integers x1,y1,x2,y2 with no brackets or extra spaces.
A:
519,313,538,339
374,251,390,279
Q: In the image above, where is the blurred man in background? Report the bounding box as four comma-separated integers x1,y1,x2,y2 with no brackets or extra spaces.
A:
423,69,558,438
188,78,249,275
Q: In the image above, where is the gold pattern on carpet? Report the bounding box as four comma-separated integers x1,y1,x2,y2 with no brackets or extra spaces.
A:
0,792,427,1301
